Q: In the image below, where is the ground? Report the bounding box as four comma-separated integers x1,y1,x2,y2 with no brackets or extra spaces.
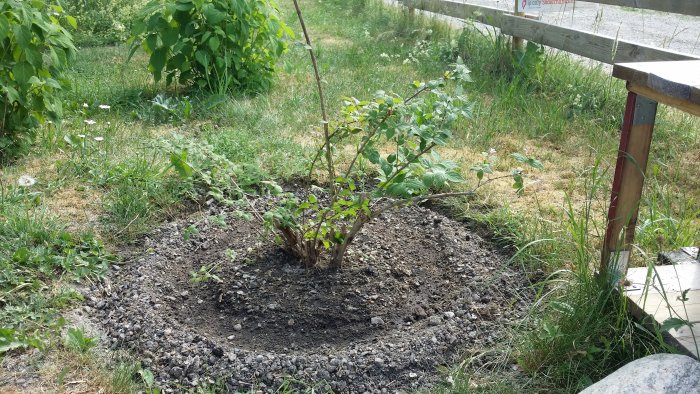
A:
1,0,699,393
80,197,534,392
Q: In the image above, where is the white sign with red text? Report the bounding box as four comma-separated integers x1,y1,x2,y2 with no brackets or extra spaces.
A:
517,0,575,13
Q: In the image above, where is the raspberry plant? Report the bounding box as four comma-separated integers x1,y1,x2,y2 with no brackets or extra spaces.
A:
0,0,76,160
263,1,542,269
129,0,291,93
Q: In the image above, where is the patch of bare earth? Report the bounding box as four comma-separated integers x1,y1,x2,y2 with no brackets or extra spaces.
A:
80,194,536,393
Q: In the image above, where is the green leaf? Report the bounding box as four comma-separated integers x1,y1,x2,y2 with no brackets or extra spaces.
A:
381,161,393,177
139,368,155,387
195,50,210,67
12,62,34,85
0,341,26,354
0,15,9,41
149,47,168,81
65,15,77,29
12,247,30,263
208,36,220,52
512,153,544,169
678,289,690,302
3,85,21,104
364,149,380,164
660,317,691,332
161,26,180,47
202,4,227,24
170,151,193,178
63,134,83,147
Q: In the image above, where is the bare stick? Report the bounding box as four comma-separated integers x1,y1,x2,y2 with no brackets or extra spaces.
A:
292,0,336,198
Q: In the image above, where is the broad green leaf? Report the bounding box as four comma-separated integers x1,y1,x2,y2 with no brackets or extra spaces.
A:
12,62,34,85
161,26,180,47
208,36,220,52
195,50,210,67
170,151,193,178
363,149,380,164
65,15,77,29
202,4,227,24
660,317,690,332
0,15,9,41
149,47,168,81
0,342,26,354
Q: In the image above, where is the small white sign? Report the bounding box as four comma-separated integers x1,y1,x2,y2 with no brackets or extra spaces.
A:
517,0,542,13
517,0,575,13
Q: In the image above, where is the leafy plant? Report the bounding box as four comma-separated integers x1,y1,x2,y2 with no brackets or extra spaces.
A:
138,367,162,394
263,2,541,269
133,93,193,124
190,263,222,284
182,224,198,240
163,136,282,205
64,327,96,353
129,0,292,93
0,0,76,160
63,0,141,46
0,197,114,354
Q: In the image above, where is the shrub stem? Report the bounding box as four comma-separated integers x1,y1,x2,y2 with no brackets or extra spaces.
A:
292,0,336,198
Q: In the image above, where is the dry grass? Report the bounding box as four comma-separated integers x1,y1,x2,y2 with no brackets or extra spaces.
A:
44,187,103,235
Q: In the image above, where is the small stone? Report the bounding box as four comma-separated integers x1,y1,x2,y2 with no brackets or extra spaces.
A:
169,366,183,378
444,311,455,319
428,316,441,326
227,335,235,340
409,372,418,379
370,317,385,326
287,319,295,326
180,291,189,297
374,357,384,365
234,324,242,331
411,305,427,319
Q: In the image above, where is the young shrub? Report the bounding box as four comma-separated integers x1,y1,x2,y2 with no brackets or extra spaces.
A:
0,0,76,161
129,0,292,93
263,1,542,270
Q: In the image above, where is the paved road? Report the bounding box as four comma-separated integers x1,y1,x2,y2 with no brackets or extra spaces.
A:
456,0,700,56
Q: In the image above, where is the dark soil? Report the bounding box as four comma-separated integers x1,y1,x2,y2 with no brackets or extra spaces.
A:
82,195,536,393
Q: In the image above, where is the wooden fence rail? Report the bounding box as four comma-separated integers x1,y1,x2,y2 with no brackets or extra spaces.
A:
403,0,700,64
591,0,700,17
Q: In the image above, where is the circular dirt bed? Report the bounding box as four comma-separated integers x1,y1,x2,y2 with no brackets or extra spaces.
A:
83,197,535,393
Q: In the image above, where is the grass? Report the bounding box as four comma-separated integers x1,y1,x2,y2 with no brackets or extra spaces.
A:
1,0,699,392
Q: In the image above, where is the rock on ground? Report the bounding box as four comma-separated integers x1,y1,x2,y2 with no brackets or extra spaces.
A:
579,353,700,394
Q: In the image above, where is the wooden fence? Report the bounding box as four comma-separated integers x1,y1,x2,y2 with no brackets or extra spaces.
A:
402,0,700,64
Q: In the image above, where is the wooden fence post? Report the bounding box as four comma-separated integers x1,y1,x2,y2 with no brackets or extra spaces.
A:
601,92,658,277
512,0,525,51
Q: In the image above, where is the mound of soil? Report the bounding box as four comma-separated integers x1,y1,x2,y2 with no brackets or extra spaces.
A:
83,196,535,393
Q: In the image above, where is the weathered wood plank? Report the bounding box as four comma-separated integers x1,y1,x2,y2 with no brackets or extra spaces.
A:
499,15,700,64
406,0,700,64
585,0,700,17
404,0,506,25
613,61,700,106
